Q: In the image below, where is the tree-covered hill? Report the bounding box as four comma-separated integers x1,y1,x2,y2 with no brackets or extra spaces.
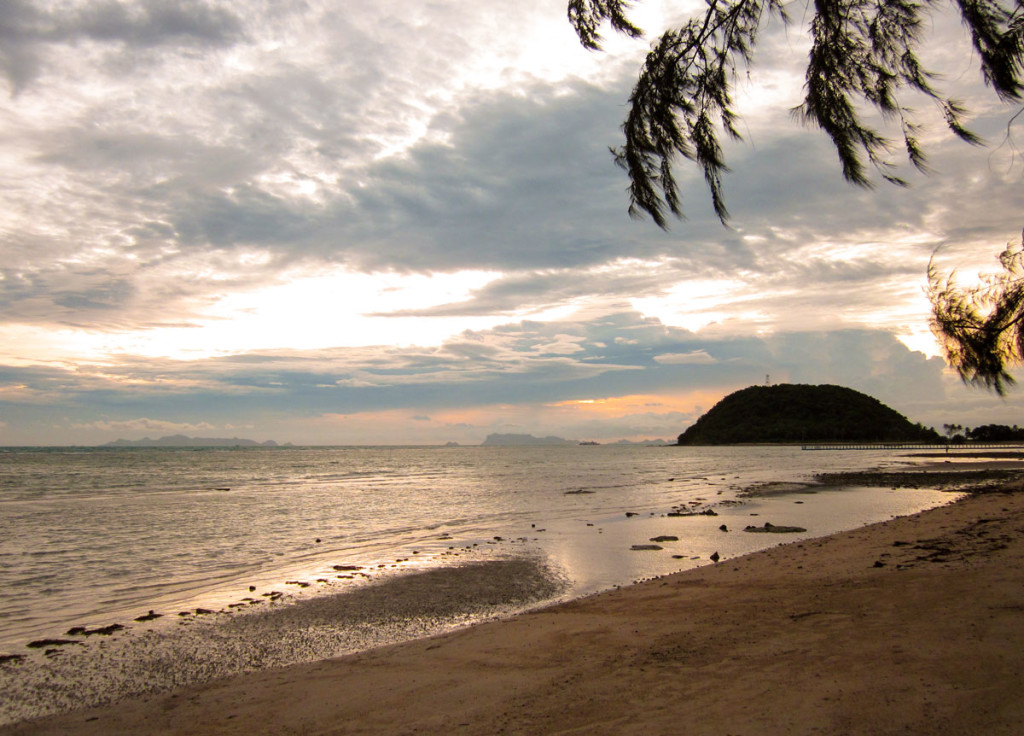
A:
677,384,940,445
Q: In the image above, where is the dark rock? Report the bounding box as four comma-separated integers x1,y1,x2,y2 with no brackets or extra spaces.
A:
719,524,729,532
699,509,719,516
649,535,679,543
873,560,886,568
27,639,80,649
134,610,162,622
710,551,721,562
332,565,362,571
0,654,25,664
65,626,87,636
80,624,124,636
625,512,639,518
194,608,215,615
249,585,256,592
631,544,664,551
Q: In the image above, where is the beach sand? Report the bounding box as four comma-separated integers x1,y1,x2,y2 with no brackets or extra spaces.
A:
6,479,1024,735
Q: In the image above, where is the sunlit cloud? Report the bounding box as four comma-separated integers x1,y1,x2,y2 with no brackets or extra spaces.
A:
653,351,718,365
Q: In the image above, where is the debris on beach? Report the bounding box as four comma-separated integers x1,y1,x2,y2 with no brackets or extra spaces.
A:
649,536,679,543
743,522,807,534
631,544,663,551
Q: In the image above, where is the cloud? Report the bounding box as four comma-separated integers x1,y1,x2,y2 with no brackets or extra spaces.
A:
0,0,245,92
653,351,718,365
71,417,218,434
1,1,1022,445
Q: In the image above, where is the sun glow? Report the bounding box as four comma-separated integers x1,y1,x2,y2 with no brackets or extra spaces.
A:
0,268,515,364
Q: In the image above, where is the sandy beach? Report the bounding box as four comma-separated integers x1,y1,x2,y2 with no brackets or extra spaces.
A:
5,470,1024,736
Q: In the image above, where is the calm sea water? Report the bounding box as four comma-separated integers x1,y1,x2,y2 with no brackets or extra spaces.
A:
0,444,952,651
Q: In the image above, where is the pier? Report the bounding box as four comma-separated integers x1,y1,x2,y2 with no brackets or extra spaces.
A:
801,443,1024,451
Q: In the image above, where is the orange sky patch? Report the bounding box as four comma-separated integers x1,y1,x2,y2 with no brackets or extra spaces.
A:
547,390,727,418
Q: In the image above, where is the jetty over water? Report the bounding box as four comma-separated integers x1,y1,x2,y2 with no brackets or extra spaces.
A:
801,443,1024,451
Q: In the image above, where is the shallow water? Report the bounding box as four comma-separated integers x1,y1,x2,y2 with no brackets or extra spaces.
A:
0,444,945,650
0,444,963,725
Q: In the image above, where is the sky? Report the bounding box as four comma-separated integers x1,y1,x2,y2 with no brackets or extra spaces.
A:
0,0,1022,446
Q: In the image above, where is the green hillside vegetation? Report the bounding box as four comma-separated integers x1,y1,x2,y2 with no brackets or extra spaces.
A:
677,384,941,445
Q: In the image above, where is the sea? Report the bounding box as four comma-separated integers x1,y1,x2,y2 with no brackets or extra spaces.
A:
0,444,962,723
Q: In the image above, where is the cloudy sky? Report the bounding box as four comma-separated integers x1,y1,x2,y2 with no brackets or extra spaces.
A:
0,0,1021,446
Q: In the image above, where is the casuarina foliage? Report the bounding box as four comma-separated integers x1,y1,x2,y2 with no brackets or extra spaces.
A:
568,0,1023,227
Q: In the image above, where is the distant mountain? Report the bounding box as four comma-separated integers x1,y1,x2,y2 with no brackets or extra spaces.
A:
677,384,941,445
103,434,288,448
481,433,577,446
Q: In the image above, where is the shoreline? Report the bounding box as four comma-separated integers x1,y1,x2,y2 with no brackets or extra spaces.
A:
5,470,1024,735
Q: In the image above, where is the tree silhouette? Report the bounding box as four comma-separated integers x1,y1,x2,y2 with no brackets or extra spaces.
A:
929,230,1024,395
568,0,1023,227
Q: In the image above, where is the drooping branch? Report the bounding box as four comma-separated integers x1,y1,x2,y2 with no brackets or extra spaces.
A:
929,230,1024,395
570,0,1024,227
610,0,786,226
568,0,644,50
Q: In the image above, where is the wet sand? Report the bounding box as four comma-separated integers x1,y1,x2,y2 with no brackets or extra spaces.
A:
0,558,564,727
6,474,1024,735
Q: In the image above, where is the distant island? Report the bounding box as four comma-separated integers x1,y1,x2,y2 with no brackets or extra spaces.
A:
102,435,290,448
677,384,941,445
481,433,578,446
